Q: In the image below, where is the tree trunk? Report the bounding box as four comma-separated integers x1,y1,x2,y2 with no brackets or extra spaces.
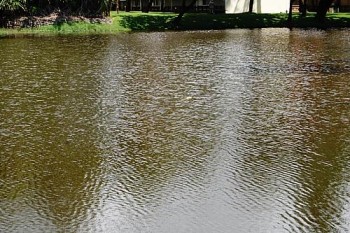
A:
141,0,149,12
299,0,307,16
161,0,164,11
287,0,293,28
147,0,155,12
249,0,254,13
125,0,131,11
115,0,119,13
171,0,197,28
107,0,112,16
316,0,333,22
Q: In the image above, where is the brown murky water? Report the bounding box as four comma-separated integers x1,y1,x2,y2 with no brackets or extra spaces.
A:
1,29,350,233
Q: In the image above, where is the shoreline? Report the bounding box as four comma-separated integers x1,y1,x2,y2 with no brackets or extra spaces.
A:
1,12,349,37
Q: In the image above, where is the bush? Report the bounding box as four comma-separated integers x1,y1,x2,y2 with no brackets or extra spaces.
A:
0,0,111,22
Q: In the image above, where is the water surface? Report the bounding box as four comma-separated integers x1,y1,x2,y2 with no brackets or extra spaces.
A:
1,29,350,233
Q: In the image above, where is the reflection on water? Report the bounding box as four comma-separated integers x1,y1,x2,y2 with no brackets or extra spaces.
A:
1,29,349,233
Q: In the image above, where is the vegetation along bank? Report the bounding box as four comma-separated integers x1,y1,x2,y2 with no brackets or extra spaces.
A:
1,11,350,37
1,0,350,37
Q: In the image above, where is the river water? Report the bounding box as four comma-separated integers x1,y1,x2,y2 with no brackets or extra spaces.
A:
1,29,350,233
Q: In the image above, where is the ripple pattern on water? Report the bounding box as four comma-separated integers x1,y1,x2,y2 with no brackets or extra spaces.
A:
1,29,350,233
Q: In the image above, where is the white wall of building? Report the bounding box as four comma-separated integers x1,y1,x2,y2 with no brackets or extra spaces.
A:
225,0,290,13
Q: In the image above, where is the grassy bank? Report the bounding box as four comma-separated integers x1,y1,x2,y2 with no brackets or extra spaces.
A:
1,12,349,37
181,12,350,29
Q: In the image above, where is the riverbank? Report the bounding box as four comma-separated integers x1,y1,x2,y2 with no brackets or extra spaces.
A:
1,12,349,37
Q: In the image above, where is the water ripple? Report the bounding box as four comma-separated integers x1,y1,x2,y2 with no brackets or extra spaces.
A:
1,30,350,233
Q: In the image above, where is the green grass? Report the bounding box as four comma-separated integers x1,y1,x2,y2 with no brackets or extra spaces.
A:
180,12,350,29
181,13,288,29
0,12,129,37
291,12,350,28
1,12,349,37
116,11,177,30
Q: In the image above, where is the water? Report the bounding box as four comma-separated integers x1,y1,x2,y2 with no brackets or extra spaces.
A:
1,29,349,233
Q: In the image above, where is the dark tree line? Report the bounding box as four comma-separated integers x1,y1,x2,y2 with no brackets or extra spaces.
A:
0,0,112,18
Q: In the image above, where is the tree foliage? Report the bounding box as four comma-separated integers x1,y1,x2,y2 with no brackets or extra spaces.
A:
0,0,112,17
0,0,25,11
316,0,334,22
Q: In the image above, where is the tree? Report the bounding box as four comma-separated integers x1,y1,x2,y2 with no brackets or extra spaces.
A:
287,0,293,27
125,0,131,11
249,0,254,13
316,0,334,22
141,0,155,12
0,0,26,17
299,0,306,17
141,0,149,12
171,0,197,28
0,0,23,26
0,0,113,19
0,0,25,12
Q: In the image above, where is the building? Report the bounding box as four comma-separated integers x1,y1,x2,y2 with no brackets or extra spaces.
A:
225,0,290,13
115,0,349,13
117,0,225,12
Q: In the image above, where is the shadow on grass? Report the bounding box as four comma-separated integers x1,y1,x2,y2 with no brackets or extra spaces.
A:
323,14,350,28
180,13,288,30
119,14,176,30
291,13,350,28
52,17,76,31
110,12,349,31
181,13,350,30
117,12,288,31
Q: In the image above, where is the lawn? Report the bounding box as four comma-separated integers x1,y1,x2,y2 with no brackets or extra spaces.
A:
1,11,349,37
